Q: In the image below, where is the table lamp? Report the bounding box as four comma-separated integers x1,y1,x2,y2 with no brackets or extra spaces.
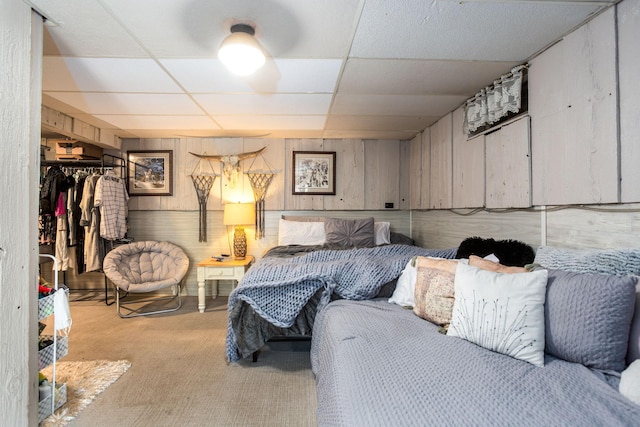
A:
223,202,255,259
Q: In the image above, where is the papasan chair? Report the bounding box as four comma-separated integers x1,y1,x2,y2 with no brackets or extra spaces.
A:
103,241,190,318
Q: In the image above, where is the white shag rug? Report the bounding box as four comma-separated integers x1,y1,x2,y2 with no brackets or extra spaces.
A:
40,359,131,426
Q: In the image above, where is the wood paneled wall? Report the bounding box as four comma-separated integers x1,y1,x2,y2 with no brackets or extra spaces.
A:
52,210,411,296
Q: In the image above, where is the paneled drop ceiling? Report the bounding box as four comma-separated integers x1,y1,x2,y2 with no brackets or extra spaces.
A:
28,0,617,140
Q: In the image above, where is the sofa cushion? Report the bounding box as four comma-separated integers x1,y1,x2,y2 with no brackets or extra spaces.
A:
448,263,548,367
534,246,640,365
388,257,418,307
468,255,529,273
413,257,459,326
544,268,636,372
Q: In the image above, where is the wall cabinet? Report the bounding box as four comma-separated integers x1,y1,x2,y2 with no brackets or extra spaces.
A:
409,133,423,209
485,116,531,208
529,8,618,205
619,0,640,203
452,106,485,208
429,114,453,209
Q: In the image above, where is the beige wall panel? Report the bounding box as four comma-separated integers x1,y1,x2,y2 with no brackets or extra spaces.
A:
545,204,640,249
398,140,411,210
619,0,640,202
364,139,400,209
323,139,365,210
174,138,201,212
409,134,423,209
285,139,325,210
452,106,485,208
529,8,618,205
429,114,453,209
243,138,286,210
420,131,432,209
485,116,531,208
411,209,542,250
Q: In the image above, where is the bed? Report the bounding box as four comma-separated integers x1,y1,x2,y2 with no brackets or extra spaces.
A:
310,246,640,426
225,216,457,362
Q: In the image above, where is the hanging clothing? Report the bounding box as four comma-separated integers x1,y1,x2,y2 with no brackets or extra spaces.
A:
54,192,70,271
80,173,102,272
39,165,67,244
94,170,129,240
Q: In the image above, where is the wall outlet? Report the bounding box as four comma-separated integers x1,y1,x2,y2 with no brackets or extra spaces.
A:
385,202,394,208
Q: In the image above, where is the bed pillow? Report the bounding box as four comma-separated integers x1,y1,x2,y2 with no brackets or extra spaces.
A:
469,255,529,274
281,215,326,223
324,217,375,247
388,257,418,307
448,263,548,367
620,360,640,406
413,257,459,326
544,268,636,372
374,222,391,245
278,219,325,246
534,246,640,365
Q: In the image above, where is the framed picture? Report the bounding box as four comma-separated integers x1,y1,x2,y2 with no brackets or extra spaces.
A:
292,151,336,195
127,150,173,196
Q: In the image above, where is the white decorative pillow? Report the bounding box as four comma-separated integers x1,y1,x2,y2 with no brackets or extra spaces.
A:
277,219,326,246
374,222,391,245
620,359,640,406
448,263,548,367
388,257,418,307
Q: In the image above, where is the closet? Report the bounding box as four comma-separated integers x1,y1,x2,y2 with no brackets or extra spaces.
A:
39,153,130,302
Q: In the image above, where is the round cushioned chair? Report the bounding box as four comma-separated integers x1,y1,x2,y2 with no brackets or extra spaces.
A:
103,241,190,318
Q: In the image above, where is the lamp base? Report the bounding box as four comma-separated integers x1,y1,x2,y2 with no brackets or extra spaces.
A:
233,226,247,259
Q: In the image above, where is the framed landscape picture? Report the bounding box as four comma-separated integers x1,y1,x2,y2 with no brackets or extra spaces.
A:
127,150,173,196
292,151,336,195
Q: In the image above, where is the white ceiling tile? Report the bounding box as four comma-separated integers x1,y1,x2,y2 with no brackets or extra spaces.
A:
326,115,438,131
43,57,182,92
92,115,220,131
35,0,616,139
351,0,610,61
33,0,148,57
44,92,205,115
331,94,468,117
101,0,361,58
215,115,326,130
161,58,342,93
196,94,333,115
339,59,521,95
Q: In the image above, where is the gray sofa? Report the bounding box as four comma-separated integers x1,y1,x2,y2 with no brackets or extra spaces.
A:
310,247,640,426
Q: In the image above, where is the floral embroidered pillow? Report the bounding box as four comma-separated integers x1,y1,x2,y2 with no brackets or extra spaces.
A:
413,257,460,327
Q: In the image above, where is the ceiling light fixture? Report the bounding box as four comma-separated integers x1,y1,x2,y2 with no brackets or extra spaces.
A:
218,23,266,76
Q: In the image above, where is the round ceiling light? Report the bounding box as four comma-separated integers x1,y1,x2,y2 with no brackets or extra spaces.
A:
218,23,266,76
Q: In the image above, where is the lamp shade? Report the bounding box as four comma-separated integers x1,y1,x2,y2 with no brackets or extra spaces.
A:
223,202,255,226
218,24,265,76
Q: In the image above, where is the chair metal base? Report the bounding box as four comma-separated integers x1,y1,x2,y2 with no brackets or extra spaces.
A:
115,283,183,318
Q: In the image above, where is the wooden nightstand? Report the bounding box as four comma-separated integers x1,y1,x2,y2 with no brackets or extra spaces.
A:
195,256,254,313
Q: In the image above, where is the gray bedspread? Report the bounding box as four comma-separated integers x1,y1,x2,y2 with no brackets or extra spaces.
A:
226,244,457,362
311,299,640,427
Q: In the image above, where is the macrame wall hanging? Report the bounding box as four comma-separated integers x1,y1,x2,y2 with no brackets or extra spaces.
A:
188,155,218,242
189,147,266,188
245,151,276,240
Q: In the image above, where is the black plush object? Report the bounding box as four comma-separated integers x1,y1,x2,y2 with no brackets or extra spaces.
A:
455,236,535,267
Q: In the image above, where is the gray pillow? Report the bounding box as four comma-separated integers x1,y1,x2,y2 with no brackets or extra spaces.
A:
535,245,640,365
545,269,636,372
324,217,375,248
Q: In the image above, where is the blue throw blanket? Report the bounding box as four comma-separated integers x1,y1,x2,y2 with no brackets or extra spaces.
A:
226,245,457,361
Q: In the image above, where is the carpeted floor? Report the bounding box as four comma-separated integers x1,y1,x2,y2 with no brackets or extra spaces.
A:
56,293,317,426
